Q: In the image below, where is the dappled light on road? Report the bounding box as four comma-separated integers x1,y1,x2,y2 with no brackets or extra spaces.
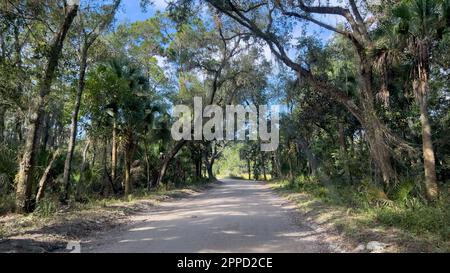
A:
87,179,332,253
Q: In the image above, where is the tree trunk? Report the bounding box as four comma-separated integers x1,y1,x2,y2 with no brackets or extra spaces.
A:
191,145,202,179
62,45,88,202
247,158,251,180
75,139,90,201
271,154,277,178
253,159,259,180
111,118,118,185
359,59,396,188
296,137,319,176
206,1,401,190
205,161,214,181
124,154,131,196
338,123,352,183
296,136,336,191
36,149,61,203
143,137,152,190
47,117,56,148
362,108,396,189
156,140,186,186
288,155,293,179
203,143,216,181
40,113,51,153
124,133,135,196
91,140,97,167
15,3,79,213
62,0,120,201
101,138,112,196
15,116,23,143
414,71,439,201
195,157,202,178
261,153,267,181
209,150,217,181
0,106,5,143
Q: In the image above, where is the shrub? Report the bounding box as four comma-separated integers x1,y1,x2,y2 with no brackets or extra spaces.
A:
275,175,450,242
0,194,15,215
392,179,416,203
0,145,17,192
376,204,450,241
34,199,57,217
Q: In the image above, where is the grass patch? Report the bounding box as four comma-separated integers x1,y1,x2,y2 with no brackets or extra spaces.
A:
269,177,450,252
375,205,450,241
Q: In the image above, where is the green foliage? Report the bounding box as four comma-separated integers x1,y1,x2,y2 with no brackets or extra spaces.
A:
392,179,416,203
0,0,449,254
34,199,57,218
274,176,450,242
82,165,104,196
376,203,450,240
0,194,15,215
215,143,247,178
0,145,18,191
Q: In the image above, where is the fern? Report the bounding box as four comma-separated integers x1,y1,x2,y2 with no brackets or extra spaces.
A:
392,179,416,203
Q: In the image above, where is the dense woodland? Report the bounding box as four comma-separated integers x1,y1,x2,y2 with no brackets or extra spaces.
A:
0,0,449,243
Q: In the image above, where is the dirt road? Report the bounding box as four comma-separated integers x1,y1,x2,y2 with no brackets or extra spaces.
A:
86,179,338,253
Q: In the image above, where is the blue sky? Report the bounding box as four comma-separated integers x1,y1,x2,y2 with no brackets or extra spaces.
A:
116,0,167,23
115,0,334,40
114,0,336,72
111,0,338,110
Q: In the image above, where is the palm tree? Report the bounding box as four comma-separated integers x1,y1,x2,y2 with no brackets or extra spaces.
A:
106,58,171,195
107,59,150,195
386,0,450,201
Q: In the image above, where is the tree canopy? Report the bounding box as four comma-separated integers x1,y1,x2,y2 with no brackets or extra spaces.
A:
0,1,449,247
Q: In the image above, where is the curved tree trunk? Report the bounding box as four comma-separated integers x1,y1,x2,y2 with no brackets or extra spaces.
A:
205,1,399,190
203,142,216,181
156,140,187,187
61,45,88,202
15,3,79,213
62,0,122,200
36,149,61,203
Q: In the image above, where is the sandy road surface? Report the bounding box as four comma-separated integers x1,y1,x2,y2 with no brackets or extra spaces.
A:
86,179,336,253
